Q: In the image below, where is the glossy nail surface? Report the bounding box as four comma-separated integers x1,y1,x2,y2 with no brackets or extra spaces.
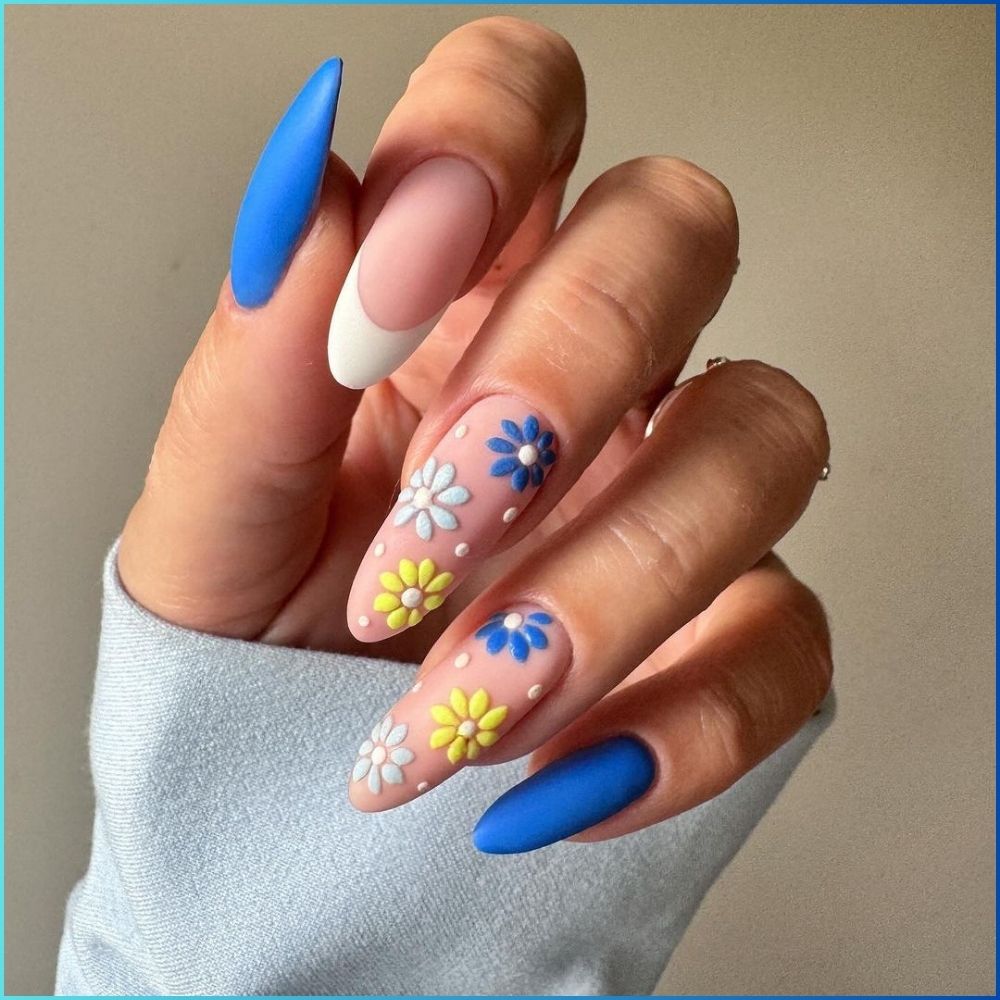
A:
473,737,656,854
230,58,342,308
347,396,558,642
328,157,493,388
349,603,571,812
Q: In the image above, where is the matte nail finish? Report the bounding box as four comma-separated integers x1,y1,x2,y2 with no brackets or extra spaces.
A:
473,737,656,854
349,603,571,812
347,396,558,642
230,58,342,308
328,157,493,388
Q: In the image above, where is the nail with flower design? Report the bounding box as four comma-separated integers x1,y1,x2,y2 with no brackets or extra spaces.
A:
347,395,559,642
348,601,571,812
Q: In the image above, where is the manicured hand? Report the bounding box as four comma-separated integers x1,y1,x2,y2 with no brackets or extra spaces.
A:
119,17,832,853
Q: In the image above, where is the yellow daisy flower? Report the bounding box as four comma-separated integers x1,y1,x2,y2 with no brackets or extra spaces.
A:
429,687,509,764
373,557,454,630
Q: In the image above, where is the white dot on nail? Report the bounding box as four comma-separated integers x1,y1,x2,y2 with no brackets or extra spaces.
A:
374,542,386,557
528,684,543,700
455,424,468,439
358,616,370,627
454,652,471,669
503,507,518,523
411,680,422,692
417,781,429,793
455,542,470,557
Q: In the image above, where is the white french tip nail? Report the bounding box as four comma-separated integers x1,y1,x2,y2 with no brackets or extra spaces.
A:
327,253,444,390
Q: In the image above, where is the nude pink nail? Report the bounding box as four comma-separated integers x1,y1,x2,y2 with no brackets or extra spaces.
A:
327,157,494,389
347,395,559,642
348,602,571,812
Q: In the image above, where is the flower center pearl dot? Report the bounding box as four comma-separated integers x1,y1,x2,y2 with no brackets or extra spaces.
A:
502,507,518,523
373,542,385,557
528,684,543,700
401,587,423,609
413,486,433,509
455,542,470,557
454,652,470,669
518,444,539,466
454,424,468,439
503,612,524,630
357,615,370,628
458,720,478,739
371,746,387,765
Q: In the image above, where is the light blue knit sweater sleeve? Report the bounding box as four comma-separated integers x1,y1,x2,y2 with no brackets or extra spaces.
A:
56,549,831,996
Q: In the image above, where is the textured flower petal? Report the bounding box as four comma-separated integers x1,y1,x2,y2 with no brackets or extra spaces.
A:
468,688,490,719
393,505,417,526
416,510,433,541
398,487,415,503
537,430,554,449
368,767,382,794
399,559,418,586
370,724,380,742
385,723,408,746
466,741,481,760
357,739,374,756
408,470,422,489
530,463,544,487
524,624,548,650
386,607,409,630
379,572,404,593
435,486,470,506
447,736,467,765
421,455,437,488
430,462,455,493
540,449,557,466
509,630,530,662
418,557,436,588
512,465,530,492
486,437,516,454
486,628,508,654
529,612,553,624
500,419,523,443
429,506,458,531
449,687,469,718
431,705,460,726
351,756,372,781
379,716,393,741
490,456,520,477
475,619,504,638
423,594,444,611
381,762,404,785
425,571,454,594
407,608,423,627
430,726,456,748
390,746,415,765
478,705,509,730
476,730,500,747
522,415,539,443
374,592,401,613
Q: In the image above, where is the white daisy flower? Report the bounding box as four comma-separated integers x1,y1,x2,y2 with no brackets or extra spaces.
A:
351,714,415,794
394,456,471,541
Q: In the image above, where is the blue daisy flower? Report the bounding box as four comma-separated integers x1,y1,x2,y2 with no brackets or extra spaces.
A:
475,610,553,663
486,415,557,492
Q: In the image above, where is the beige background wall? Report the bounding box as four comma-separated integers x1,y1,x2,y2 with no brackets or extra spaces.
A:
5,5,995,995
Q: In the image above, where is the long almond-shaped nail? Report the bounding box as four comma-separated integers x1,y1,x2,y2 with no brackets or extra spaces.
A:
348,603,571,812
230,58,342,308
327,157,493,388
347,395,558,642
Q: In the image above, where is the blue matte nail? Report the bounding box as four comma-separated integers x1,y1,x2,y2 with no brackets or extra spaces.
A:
473,736,655,855
230,58,342,308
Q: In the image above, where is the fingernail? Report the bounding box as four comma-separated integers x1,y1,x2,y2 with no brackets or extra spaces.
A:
230,58,343,308
328,157,493,388
348,603,570,812
473,737,656,854
347,396,558,642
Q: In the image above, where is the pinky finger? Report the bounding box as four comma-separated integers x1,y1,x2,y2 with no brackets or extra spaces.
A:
473,556,832,853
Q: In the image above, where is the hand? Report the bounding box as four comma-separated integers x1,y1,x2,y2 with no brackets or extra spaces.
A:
119,16,831,852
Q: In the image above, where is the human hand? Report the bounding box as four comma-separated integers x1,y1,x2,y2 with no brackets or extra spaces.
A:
119,16,831,852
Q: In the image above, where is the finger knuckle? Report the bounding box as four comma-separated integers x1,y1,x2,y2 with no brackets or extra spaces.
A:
694,682,760,774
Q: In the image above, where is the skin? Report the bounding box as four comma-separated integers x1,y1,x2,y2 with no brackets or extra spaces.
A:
118,16,832,842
